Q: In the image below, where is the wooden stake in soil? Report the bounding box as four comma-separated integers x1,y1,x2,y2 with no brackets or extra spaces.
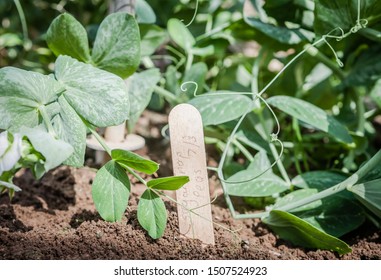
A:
169,104,215,245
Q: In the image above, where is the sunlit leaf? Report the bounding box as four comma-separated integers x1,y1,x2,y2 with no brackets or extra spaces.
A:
0,67,63,132
20,126,74,172
348,179,381,218
92,160,130,222
137,189,167,239
188,92,253,126
263,210,352,254
111,149,159,175
128,68,161,129
91,12,140,78
55,55,129,127
147,176,189,191
268,95,353,143
46,13,91,62
226,151,289,197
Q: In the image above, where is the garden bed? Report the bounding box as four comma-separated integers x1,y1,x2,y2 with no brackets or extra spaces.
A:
1,112,380,260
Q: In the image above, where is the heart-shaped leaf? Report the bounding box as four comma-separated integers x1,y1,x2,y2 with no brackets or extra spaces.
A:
46,13,91,63
91,12,140,78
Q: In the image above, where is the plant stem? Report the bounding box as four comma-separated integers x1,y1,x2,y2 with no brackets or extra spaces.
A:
233,138,254,162
87,126,112,155
153,86,179,104
38,105,56,138
356,93,365,135
13,0,29,42
276,149,381,212
124,165,147,186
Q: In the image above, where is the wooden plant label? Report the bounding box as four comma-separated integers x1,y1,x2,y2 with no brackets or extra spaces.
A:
169,104,215,245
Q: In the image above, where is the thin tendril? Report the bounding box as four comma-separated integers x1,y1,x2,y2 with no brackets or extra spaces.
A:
181,0,199,27
181,81,199,96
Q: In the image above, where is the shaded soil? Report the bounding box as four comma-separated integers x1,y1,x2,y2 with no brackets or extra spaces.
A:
1,111,381,260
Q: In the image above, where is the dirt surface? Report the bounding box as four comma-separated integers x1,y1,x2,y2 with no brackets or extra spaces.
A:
1,167,381,260
1,112,381,260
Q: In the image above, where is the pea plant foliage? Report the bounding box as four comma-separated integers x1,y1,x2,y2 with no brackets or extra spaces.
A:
138,0,381,254
0,12,188,239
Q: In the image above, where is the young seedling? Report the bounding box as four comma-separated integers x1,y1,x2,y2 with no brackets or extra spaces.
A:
169,104,215,245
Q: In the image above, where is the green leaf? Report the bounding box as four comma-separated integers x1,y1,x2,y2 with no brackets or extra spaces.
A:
244,0,313,44
273,188,322,212
343,45,381,88
111,149,159,175
314,0,381,35
46,13,91,63
0,67,63,132
273,189,364,237
128,68,161,129
244,18,306,45
299,197,365,237
226,151,289,197
140,24,167,57
188,92,253,126
20,126,74,172
92,160,130,222
51,96,87,167
147,176,189,191
136,0,156,24
55,55,129,127
137,189,167,239
263,210,352,254
348,179,381,218
268,95,353,144
167,18,195,51
292,171,348,190
91,12,140,78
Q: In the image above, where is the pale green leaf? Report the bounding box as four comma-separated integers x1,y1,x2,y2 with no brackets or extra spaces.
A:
273,188,322,212
137,189,167,239
51,96,87,167
128,68,161,129
188,92,253,126
140,25,167,57
147,176,189,191
0,67,63,131
20,126,74,172
268,95,353,143
46,13,91,62
91,12,140,78
111,149,159,175
55,55,129,127
167,18,195,51
226,151,289,197
136,0,156,24
92,160,131,222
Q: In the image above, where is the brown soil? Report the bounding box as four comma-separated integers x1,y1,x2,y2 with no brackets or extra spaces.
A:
1,112,381,260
